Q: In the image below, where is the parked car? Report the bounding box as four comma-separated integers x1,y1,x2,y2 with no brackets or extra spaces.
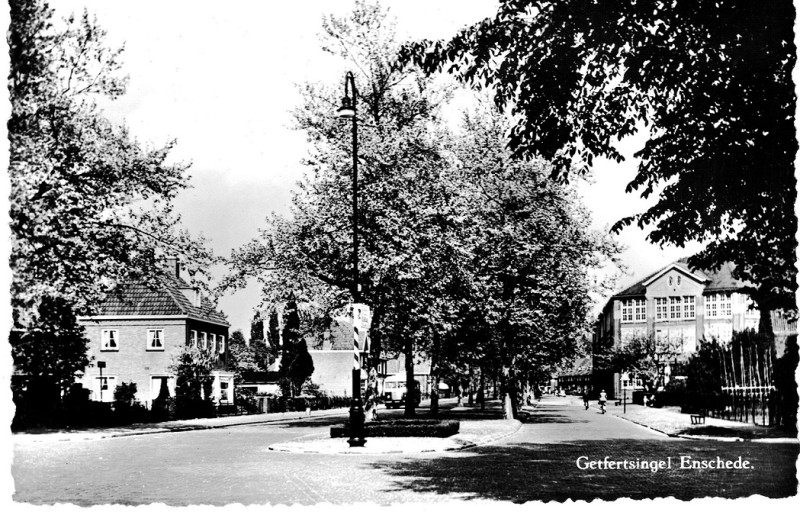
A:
382,374,421,409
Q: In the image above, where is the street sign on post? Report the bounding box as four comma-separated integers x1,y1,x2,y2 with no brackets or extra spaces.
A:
352,303,372,332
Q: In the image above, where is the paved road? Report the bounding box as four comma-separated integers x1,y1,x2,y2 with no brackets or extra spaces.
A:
11,397,798,505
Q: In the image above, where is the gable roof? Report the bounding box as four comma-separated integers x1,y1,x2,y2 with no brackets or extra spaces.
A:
96,271,229,326
614,258,750,299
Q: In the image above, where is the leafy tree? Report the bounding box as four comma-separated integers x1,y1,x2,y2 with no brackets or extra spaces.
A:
10,296,90,426
224,0,459,419
683,339,725,410
448,111,619,418
170,347,216,419
597,334,684,393
400,0,797,316
227,329,260,378
774,334,798,430
8,0,213,328
278,301,316,398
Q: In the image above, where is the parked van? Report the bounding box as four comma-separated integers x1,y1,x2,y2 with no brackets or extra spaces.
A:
382,374,421,409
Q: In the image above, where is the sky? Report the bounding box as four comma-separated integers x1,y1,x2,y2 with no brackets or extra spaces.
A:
44,0,704,335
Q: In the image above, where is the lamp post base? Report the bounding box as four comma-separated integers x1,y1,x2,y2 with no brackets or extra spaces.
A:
347,399,366,447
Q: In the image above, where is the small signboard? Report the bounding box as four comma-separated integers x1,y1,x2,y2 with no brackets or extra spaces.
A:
352,303,372,332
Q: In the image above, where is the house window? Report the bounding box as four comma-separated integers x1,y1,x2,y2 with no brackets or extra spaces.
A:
151,376,171,401
705,293,731,318
189,330,198,348
634,300,646,322
220,381,230,402
200,332,208,350
621,299,644,323
147,329,164,350
209,333,217,352
101,329,119,351
720,294,731,317
655,298,668,321
683,296,695,319
669,297,682,319
218,336,226,354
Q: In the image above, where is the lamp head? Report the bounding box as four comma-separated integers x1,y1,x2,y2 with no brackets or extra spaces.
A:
336,96,355,118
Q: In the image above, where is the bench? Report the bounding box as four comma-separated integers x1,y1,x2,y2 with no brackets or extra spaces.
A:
690,410,706,425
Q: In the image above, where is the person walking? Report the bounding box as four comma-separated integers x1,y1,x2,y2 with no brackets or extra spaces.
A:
582,390,590,410
598,390,608,414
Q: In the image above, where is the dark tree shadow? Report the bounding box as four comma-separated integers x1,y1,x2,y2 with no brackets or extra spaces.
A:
367,439,799,503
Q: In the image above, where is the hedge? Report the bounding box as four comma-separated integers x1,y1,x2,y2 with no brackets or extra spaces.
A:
330,419,460,438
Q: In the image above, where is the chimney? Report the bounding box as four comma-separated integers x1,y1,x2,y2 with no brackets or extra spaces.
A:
164,256,180,278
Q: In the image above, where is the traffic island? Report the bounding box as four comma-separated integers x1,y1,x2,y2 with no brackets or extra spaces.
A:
268,418,521,455
330,419,460,438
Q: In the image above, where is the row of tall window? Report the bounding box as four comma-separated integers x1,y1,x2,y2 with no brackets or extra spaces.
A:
621,293,734,323
99,329,226,353
189,330,226,354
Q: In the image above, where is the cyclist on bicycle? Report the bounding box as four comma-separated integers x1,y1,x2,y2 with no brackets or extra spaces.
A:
598,390,608,414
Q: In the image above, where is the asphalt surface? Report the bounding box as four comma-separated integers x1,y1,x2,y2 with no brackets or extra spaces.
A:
11,396,799,505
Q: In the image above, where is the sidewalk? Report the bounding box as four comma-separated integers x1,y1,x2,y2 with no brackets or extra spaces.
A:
12,406,351,444
564,396,798,443
13,399,523,454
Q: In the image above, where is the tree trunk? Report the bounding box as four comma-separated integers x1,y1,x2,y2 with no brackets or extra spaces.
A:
363,364,379,422
501,365,516,420
363,330,380,423
404,337,416,418
479,367,486,410
467,365,474,406
429,330,440,414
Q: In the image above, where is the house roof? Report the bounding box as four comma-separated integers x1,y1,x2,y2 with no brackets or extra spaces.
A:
614,258,749,299
96,271,229,326
557,356,592,377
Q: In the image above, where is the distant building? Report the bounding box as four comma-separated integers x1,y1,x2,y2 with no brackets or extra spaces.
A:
77,257,233,407
556,357,592,395
304,318,433,398
592,259,762,398
306,318,384,397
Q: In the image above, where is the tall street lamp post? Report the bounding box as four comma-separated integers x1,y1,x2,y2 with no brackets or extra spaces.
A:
337,71,366,447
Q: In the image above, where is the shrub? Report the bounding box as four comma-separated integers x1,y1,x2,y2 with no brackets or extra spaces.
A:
235,387,260,414
113,382,138,406
330,419,460,438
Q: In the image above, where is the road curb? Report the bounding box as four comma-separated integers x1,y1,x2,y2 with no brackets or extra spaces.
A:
16,408,351,443
446,419,523,452
599,409,673,437
600,410,798,444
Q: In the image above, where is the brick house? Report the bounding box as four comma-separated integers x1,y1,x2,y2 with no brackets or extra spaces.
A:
77,258,233,407
592,259,762,397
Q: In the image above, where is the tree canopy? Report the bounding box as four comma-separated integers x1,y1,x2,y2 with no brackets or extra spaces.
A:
225,0,619,419
399,0,797,313
8,0,213,327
